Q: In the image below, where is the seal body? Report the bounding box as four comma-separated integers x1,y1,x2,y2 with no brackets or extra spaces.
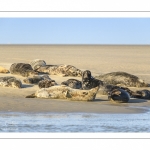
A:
61,79,82,89
82,70,103,90
26,85,99,101
0,76,22,88
132,89,150,99
36,64,83,77
108,88,130,103
29,59,46,70
0,66,9,73
10,63,38,77
95,72,149,87
38,79,57,88
23,74,50,84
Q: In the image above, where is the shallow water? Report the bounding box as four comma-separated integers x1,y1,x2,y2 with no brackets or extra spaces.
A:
0,107,150,132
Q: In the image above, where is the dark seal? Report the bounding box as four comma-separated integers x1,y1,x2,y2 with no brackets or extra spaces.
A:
61,79,82,89
38,79,57,88
10,63,38,77
108,88,130,103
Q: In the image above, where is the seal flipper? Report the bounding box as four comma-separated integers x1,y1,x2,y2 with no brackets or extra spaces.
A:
26,93,36,98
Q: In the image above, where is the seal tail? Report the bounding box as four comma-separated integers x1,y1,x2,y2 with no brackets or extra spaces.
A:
26,93,36,98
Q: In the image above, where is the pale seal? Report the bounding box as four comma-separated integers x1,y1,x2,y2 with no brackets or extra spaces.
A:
95,72,149,87
29,59,46,70
0,66,9,73
0,76,22,88
61,79,82,89
26,85,99,101
10,63,38,77
38,79,57,88
36,64,83,77
23,74,50,84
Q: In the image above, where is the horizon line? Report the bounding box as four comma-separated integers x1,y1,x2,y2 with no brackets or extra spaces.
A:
0,44,150,46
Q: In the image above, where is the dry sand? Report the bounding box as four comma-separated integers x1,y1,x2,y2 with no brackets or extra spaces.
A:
0,45,150,113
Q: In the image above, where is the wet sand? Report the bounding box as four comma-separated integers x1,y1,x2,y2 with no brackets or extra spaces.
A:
0,45,150,113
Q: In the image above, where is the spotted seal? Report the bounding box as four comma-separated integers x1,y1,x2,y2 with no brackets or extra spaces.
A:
29,59,46,70
36,64,83,77
0,66,9,73
38,79,57,88
23,74,50,84
26,85,99,101
95,72,149,87
10,63,38,77
0,76,22,88
61,79,82,89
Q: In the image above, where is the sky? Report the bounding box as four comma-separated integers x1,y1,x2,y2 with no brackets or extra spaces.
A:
0,18,150,45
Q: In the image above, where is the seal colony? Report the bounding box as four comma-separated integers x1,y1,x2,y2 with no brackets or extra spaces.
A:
1,58,150,102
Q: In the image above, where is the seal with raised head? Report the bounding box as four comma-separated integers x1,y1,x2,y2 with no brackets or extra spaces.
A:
95,71,149,87
0,66,9,73
23,74,50,84
0,76,22,88
26,85,99,101
29,59,46,70
10,63,38,77
61,79,82,89
36,64,83,77
38,79,57,88
82,70,103,90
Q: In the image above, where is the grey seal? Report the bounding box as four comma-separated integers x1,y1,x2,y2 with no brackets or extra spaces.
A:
26,85,99,101
61,79,82,89
10,63,38,77
95,71,149,87
0,76,22,88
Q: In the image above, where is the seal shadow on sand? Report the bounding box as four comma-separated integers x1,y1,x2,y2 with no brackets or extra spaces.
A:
22,84,34,88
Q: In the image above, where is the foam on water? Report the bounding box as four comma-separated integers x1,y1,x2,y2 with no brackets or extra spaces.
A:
0,107,150,132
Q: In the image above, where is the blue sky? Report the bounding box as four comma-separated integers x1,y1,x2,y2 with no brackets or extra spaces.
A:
0,18,150,44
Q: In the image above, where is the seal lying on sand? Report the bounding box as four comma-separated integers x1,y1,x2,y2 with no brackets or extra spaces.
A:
10,63,38,77
38,79,57,88
0,76,22,88
0,66,9,73
26,85,99,101
108,88,130,103
29,59,46,70
61,79,82,89
131,89,150,99
23,74,50,84
36,64,83,77
95,72,149,87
